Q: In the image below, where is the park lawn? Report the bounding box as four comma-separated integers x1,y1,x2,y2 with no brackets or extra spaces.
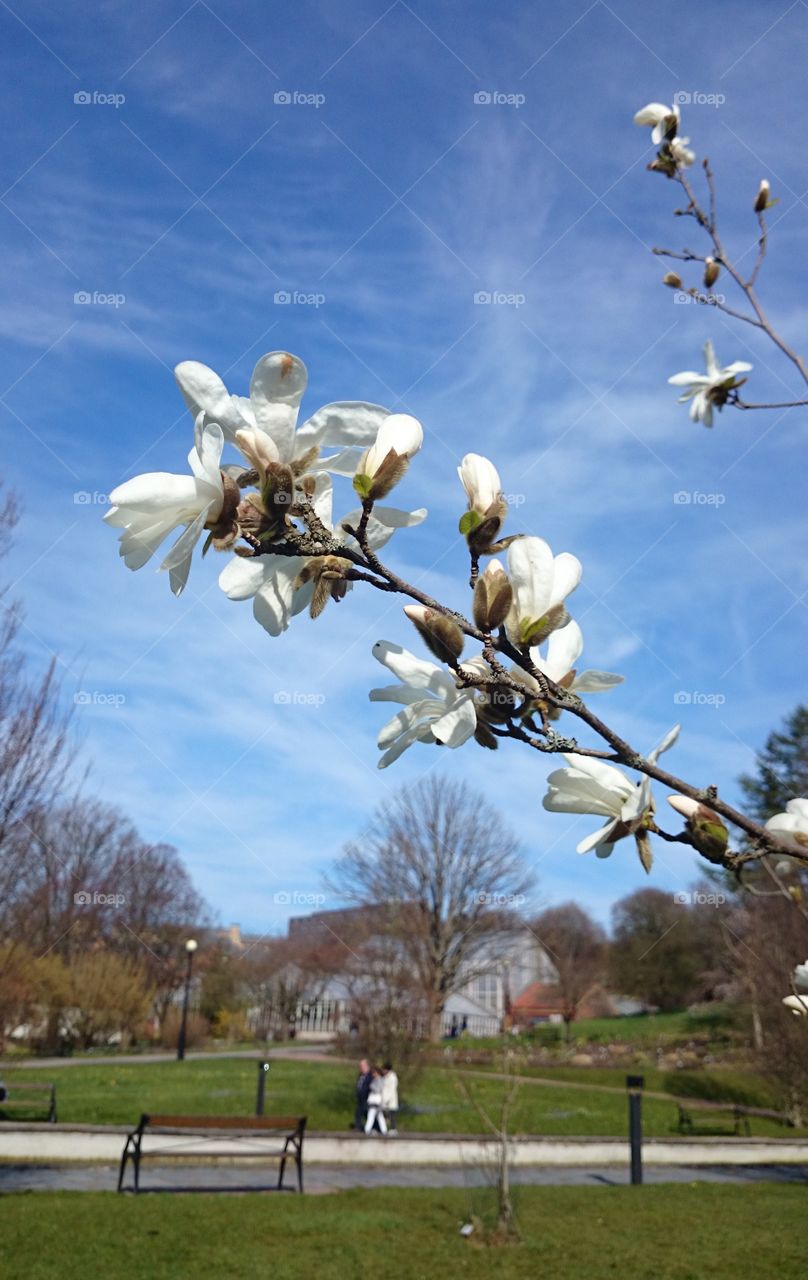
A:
0,1186,805,1280
0,1058,796,1138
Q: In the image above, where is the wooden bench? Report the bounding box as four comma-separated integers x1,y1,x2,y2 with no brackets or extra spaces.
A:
0,1080,57,1123
117,1114,306,1194
677,1103,751,1136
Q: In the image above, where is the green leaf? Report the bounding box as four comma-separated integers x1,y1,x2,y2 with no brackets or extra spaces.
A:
352,473,373,499
459,509,482,536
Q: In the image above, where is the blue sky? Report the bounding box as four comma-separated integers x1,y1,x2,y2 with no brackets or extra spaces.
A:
2,0,807,937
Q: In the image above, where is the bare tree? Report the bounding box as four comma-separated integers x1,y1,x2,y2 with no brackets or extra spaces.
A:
0,489,73,938
532,902,606,1040
330,776,533,1040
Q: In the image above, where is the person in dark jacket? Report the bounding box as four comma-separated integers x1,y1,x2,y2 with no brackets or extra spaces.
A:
353,1058,372,1130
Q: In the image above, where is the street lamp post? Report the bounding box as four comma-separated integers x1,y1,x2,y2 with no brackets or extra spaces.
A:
177,938,198,1062
626,1074,645,1185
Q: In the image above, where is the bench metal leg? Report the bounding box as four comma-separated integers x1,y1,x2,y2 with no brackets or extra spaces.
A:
297,1155,303,1194
277,1156,287,1191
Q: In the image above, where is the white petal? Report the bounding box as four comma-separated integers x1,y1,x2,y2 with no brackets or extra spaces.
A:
431,695,477,748
109,473,204,514
576,820,619,854
372,641,449,693
297,401,390,449
550,552,582,608
647,723,680,764
543,619,584,679
250,352,307,460
174,361,247,442
571,669,624,693
508,537,553,622
160,504,212,573
219,555,273,601
458,453,501,512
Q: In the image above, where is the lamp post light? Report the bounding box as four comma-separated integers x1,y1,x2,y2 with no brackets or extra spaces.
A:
177,938,198,1062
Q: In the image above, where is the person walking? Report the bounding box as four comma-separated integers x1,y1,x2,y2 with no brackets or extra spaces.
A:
381,1061,399,1134
364,1067,387,1135
354,1058,372,1131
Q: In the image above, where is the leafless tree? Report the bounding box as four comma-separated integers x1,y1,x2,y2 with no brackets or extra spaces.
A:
532,902,606,1040
330,776,533,1040
0,489,73,939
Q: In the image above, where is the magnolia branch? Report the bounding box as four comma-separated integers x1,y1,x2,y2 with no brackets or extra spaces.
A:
247,495,790,874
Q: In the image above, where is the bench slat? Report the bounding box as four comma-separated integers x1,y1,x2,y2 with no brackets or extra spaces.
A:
143,1114,304,1132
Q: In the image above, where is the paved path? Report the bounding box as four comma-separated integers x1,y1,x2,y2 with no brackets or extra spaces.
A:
1,1160,805,1193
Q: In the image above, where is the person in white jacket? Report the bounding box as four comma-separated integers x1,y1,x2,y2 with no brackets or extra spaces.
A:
381,1061,399,1134
364,1067,387,1135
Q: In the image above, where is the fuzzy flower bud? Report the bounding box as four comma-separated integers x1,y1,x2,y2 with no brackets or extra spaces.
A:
473,560,513,632
457,453,508,553
667,794,729,863
703,257,720,288
353,414,423,502
662,272,683,289
404,605,465,665
754,179,770,213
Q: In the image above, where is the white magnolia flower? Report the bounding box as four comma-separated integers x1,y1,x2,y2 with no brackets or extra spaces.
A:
175,350,389,476
765,798,808,852
542,724,680,859
669,137,695,168
369,641,480,768
514,619,623,697
634,101,680,145
783,994,808,1017
458,453,503,517
506,537,582,648
105,419,225,596
219,476,426,637
669,340,752,427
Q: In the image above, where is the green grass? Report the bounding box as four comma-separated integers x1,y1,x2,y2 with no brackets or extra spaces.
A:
0,1057,796,1138
0,1186,804,1279
470,1007,744,1051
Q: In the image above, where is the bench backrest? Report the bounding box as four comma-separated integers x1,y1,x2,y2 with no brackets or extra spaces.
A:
140,1114,306,1134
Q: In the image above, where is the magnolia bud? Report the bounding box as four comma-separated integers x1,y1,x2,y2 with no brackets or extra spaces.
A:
667,794,729,863
404,605,464,664
662,272,683,289
473,561,513,632
353,414,423,502
703,257,720,288
754,179,770,213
